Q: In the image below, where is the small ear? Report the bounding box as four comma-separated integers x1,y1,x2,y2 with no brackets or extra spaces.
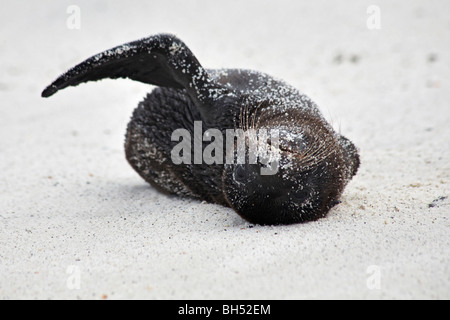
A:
41,34,231,118
338,135,360,179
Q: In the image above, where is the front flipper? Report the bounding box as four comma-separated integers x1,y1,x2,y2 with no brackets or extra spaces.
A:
42,33,232,123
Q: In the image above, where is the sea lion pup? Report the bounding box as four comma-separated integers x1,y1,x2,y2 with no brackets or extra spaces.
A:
42,33,360,225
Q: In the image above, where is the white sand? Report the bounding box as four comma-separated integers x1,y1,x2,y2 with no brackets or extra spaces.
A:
0,0,449,299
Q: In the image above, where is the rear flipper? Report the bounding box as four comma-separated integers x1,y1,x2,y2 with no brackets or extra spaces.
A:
41,33,234,125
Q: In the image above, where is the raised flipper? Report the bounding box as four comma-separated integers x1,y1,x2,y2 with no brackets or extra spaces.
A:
41,33,234,123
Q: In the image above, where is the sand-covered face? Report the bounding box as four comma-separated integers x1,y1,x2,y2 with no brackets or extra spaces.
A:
222,127,346,225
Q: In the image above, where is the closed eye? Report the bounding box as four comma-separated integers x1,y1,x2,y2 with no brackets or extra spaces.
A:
233,165,247,183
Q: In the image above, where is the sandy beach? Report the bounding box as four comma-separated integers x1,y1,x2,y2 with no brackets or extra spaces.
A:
0,0,449,299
